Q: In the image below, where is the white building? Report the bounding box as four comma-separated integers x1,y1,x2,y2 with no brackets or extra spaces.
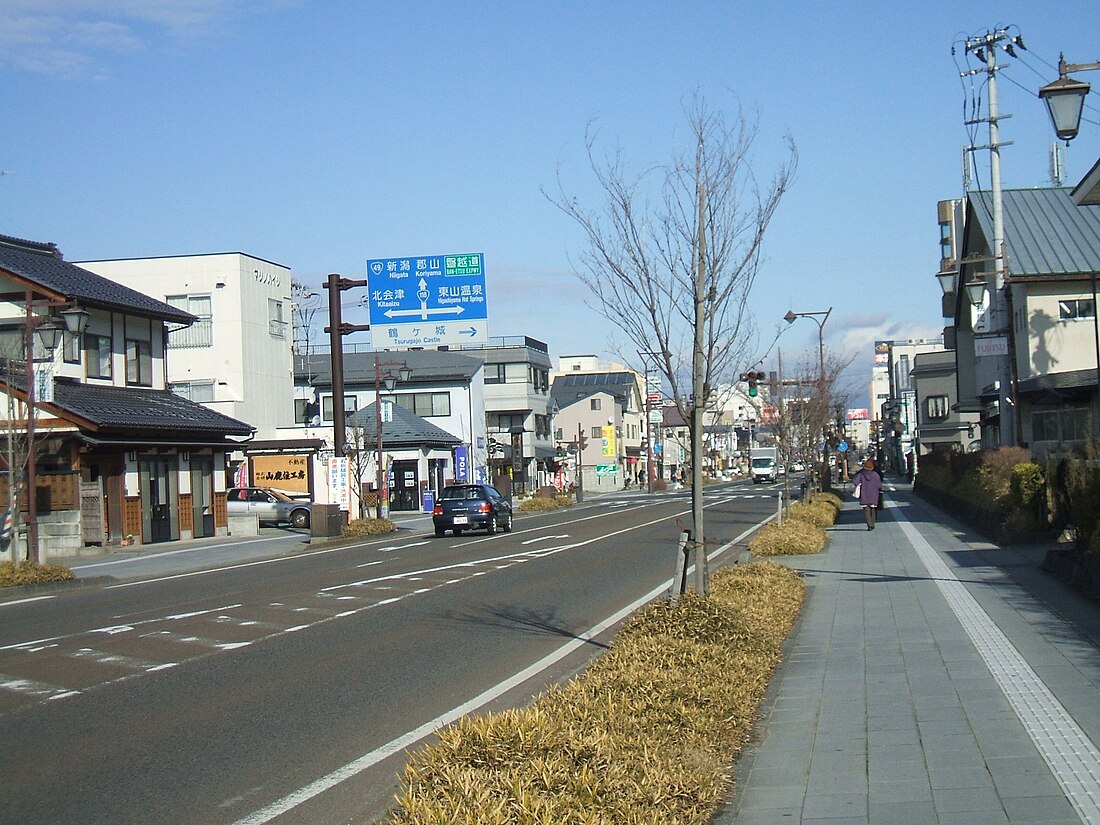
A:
77,253,296,439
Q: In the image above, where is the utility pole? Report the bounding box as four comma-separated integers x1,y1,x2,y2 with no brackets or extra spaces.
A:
963,28,1023,446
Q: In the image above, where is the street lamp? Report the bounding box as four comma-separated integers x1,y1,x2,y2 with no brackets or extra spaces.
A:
1039,53,1099,144
22,299,88,564
784,307,832,488
374,355,412,520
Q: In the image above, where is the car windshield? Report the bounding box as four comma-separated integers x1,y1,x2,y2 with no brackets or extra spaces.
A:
751,458,773,467
265,489,295,502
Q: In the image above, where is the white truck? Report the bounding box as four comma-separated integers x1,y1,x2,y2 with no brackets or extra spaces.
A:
749,446,779,484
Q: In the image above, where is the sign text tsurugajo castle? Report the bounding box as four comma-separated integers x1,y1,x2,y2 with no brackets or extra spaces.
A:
365,253,488,349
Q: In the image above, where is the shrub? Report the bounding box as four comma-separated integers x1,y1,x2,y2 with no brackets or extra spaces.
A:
914,449,1050,543
748,520,827,556
788,499,838,528
341,518,397,537
386,563,805,824
518,494,572,512
0,561,75,588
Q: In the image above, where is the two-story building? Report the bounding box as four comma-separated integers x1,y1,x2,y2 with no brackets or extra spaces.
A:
551,358,645,489
0,234,253,558
287,348,485,512
950,187,1100,457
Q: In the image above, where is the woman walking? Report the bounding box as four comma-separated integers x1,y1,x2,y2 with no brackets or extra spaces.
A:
853,458,884,530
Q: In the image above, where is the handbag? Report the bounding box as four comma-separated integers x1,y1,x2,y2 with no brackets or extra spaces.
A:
853,482,862,500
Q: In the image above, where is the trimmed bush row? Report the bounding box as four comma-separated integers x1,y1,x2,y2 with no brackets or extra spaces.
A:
386,562,806,824
748,492,841,556
0,561,75,588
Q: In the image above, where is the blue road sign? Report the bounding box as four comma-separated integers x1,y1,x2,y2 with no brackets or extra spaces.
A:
365,253,488,349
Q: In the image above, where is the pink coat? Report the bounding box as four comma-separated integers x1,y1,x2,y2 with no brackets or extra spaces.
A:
853,467,883,507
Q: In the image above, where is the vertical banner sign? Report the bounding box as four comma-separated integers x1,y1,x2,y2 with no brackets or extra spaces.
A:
454,445,469,482
601,425,616,457
329,457,350,511
34,364,54,404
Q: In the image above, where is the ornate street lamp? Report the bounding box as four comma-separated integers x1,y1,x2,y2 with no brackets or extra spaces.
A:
1039,54,1098,144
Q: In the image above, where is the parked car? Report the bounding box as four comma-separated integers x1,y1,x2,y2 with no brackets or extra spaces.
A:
227,487,312,528
432,483,513,536
789,461,806,473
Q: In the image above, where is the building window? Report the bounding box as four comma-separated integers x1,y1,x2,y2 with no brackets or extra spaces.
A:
1059,298,1096,321
925,395,949,420
166,294,213,348
86,333,112,379
170,381,215,403
534,414,550,438
591,426,602,440
590,398,602,411
531,367,549,392
126,338,152,386
269,298,287,338
295,398,320,425
321,395,357,422
395,392,451,417
1032,406,1091,442
491,412,526,432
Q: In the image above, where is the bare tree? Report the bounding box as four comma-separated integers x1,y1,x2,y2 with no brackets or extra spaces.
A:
548,95,797,594
771,351,855,507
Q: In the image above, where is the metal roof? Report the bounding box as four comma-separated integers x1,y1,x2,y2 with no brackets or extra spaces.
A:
0,234,196,324
968,188,1100,277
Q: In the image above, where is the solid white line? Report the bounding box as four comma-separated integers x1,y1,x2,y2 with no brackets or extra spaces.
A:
229,509,764,825
0,594,56,607
889,500,1100,824
67,535,293,570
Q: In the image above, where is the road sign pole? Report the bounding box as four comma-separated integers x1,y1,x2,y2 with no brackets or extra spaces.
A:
575,423,584,503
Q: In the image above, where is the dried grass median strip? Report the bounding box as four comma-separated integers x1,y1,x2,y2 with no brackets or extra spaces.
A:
386,562,805,824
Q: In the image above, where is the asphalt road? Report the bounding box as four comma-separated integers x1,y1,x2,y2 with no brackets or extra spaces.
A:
0,482,782,825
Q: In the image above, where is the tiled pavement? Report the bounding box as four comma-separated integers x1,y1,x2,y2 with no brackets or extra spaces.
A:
712,482,1100,825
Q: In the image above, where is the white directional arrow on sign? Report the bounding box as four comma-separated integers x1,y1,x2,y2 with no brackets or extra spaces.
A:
383,305,465,319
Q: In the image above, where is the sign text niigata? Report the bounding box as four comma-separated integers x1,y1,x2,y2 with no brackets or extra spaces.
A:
365,253,488,349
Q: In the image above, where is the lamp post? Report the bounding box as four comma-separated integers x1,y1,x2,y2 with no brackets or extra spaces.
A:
374,355,412,520
1039,53,1099,144
21,297,89,564
784,307,832,488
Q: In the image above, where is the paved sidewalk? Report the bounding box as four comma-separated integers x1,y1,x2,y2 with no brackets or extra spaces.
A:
713,481,1100,825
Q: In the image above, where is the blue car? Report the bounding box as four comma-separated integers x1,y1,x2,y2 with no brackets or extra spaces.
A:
432,484,513,537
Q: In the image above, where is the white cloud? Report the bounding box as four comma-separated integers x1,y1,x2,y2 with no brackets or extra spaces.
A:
0,0,252,78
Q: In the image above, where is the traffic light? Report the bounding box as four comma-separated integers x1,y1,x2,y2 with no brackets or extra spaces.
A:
741,370,765,397
578,432,588,451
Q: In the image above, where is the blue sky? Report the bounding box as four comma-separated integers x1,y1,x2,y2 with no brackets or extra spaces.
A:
4,1,1100,406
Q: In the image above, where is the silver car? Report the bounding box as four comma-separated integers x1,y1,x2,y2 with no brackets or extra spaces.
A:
227,487,312,528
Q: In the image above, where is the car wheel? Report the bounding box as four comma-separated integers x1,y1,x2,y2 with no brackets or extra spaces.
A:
486,515,497,535
434,526,445,537
502,514,513,533
291,509,310,529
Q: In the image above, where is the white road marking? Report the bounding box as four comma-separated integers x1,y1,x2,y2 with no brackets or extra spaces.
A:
228,516,761,825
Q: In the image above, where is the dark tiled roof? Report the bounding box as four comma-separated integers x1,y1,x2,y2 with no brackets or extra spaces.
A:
0,234,195,324
296,349,483,387
346,401,461,448
50,379,254,436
